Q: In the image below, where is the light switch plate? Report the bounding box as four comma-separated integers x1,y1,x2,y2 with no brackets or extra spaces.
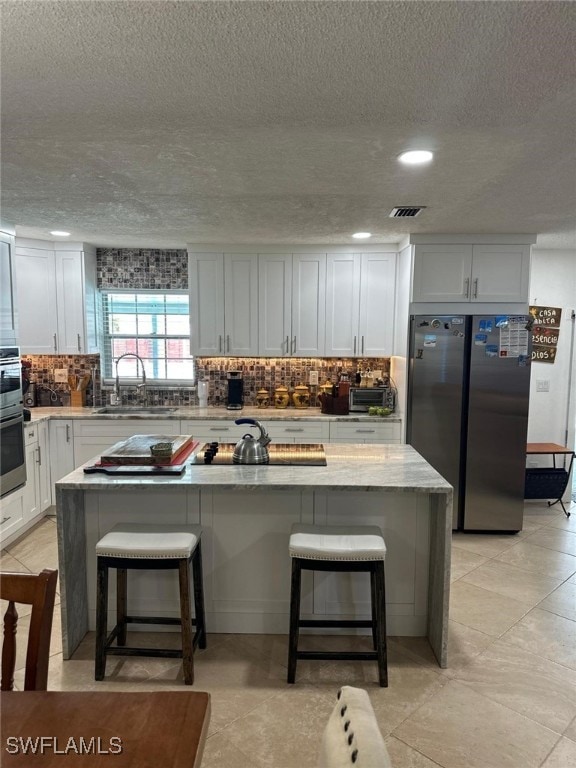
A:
309,370,319,385
536,379,550,392
54,368,68,383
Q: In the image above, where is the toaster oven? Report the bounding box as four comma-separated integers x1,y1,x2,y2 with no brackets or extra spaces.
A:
348,387,395,412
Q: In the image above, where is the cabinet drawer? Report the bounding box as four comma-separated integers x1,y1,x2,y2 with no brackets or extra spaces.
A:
180,419,237,441
73,419,176,439
262,420,330,441
330,421,401,442
0,489,25,539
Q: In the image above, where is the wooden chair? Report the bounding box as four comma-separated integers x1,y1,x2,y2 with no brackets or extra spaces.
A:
1,569,58,691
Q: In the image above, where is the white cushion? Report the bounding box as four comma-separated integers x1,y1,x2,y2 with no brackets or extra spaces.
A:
96,523,201,559
319,686,392,768
289,524,386,562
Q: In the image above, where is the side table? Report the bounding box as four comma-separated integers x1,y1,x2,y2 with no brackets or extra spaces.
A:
525,443,574,518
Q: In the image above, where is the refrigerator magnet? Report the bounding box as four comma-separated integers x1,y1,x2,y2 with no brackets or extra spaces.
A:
495,315,509,328
424,335,437,347
485,345,498,357
474,334,487,345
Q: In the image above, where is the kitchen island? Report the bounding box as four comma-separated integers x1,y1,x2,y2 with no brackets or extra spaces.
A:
55,444,452,667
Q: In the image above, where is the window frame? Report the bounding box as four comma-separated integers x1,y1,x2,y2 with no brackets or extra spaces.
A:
100,288,195,386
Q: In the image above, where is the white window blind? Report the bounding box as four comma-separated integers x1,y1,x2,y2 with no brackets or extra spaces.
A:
101,290,194,382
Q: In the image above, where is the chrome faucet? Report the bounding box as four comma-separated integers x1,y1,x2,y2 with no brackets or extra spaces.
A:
114,353,147,404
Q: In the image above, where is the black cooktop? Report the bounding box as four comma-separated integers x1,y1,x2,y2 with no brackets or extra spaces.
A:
195,443,327,466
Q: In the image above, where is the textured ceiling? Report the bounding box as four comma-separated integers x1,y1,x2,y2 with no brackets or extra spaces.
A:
1,1,575,249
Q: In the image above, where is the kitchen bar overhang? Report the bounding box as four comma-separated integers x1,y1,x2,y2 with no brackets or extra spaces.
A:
55,443,453,667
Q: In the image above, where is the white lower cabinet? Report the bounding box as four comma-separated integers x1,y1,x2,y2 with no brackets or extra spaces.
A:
73,420,176,466
0,421,48,548
23,424,40,522
0,492,25,544
49,420,75,502
37,420,51,511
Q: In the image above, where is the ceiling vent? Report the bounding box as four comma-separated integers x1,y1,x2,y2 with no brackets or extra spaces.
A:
389,206,426,218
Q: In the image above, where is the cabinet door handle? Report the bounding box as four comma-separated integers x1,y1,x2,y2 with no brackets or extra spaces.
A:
464,278,470,298
218,335,222,353
227,335,230,353
353,336,357,355
292,336,296,354
66,425,70,442
473,277,478,298
53,333,58,352
284,428,304,432
77,333,81,352
285,335,289,355
356,429,376,433
361,335,365,354
36,446,41,465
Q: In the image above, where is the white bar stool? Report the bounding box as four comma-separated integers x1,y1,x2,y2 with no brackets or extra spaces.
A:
95,523,206,685
287,523,388,687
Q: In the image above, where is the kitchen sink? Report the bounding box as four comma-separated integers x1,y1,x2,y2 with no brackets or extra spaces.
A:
95,406,178,414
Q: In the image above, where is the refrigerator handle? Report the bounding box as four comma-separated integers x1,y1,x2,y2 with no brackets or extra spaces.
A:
464,277,470,298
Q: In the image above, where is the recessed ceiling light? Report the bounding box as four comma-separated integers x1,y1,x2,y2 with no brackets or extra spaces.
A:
398,150,434,165
352,232,372,239
50,230,70,236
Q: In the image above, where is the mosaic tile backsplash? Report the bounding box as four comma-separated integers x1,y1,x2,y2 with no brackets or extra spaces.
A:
23,355,390,408
23,354,102,407
97,249,188,290
195,357,391,407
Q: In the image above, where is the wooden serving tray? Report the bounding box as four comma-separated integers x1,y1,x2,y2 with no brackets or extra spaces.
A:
100,434,195,465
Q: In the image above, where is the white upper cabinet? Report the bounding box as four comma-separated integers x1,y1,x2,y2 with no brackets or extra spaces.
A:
258,253,326,356
15,242,98,354
470,245,531,302
15,248,58,354
412,244,530,303
325,252,395,357
0,230,17,345
189,252,258,356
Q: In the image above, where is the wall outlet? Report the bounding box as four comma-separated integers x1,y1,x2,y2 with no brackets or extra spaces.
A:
536,379,550,392
54,368,68,383
309,370,319,385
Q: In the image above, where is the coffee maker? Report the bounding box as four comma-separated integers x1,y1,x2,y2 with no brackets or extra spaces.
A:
226,371,244,411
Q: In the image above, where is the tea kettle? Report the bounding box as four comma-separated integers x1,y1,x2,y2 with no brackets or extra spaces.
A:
233,418,271,464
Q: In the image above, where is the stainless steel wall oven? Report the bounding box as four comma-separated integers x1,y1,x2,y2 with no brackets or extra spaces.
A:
0,347,26,497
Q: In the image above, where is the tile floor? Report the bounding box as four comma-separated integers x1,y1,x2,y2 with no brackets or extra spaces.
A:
2,499,576,768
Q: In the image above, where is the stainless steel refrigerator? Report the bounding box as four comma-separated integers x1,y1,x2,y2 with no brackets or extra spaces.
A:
407,315,532,532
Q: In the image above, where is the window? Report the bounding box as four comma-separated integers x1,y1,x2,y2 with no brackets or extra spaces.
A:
101,291,193,381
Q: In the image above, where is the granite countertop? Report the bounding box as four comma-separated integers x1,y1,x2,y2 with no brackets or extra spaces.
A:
56,443,451,494
28,406,402,423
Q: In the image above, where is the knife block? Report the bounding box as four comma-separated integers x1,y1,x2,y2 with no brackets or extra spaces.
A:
70,390,86,407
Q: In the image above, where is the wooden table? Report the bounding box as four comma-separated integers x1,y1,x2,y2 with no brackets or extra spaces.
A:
1,691,210,767
526,443,574,517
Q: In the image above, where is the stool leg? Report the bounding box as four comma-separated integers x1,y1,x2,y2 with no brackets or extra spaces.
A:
370,570,377,651
192,541,207,650
116,568,127,646
95,558,109,681
373,562,388,687
178,559,194,685
287,559,302,684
